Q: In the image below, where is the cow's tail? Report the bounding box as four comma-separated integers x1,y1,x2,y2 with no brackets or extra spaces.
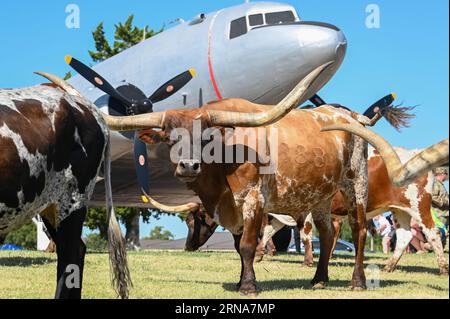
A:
104,135,132,299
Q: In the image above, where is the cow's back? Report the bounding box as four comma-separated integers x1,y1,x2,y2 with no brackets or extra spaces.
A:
0,85,106,235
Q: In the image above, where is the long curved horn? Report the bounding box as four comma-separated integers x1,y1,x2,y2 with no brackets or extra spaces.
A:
207,62,333,127
321,124,449,187
35,72,83,97
102,112,165,131
142,190,200,213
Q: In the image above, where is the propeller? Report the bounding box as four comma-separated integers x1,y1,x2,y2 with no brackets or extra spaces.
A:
363,93,397,119
309,93,398,119
309,94,327,107
66,55,196,201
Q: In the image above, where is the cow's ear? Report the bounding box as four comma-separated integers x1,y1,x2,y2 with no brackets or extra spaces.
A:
139,129,170,145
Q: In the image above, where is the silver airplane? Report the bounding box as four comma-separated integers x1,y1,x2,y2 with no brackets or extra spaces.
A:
68,1,349,204
69,1,347,156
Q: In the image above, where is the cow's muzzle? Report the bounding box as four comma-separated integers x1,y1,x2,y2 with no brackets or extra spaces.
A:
175,159,201,182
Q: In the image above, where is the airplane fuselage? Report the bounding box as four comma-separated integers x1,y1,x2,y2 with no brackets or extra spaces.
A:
69,1,347,160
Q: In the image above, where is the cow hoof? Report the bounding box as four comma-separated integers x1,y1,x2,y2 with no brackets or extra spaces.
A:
382,265,395,273
303,262,313,268
349,282,366,291
239,286,258,296
439,268,449,276
312,281,327,290
254,254,264,263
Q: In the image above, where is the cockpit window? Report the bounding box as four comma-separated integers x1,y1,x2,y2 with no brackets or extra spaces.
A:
230,17,248,39
265,11,296,24
249,14,264,27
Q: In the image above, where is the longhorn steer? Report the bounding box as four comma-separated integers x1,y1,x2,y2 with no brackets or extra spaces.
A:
101,64,375,294
0,74,131,299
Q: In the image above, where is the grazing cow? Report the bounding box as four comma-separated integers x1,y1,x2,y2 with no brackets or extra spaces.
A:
0,74,131,299
103,64,378,294
184,209,314,266
184,204,218,252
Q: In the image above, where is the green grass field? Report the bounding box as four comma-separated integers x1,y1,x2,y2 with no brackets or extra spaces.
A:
0,250,448,299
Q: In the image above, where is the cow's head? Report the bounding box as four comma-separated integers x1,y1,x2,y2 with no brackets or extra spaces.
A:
138,108,211,183
184,206,218,251
103,63,331,185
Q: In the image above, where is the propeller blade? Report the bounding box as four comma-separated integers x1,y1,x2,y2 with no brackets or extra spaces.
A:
65,55,132,108
309,94,327,107
149,69,196,103
363,93,397,119
133,133,150,197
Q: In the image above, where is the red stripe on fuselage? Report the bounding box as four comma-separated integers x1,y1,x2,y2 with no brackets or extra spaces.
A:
207,14,223,100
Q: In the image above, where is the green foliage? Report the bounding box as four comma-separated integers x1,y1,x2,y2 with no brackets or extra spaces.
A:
145,226,174,241
84,233,108,252
89,15,163,62
85,207,109,240
4,223,37,250
339,222,353,243
63,71,72,80
85,207,163,240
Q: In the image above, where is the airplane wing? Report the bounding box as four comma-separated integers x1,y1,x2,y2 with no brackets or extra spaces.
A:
89,144,199,208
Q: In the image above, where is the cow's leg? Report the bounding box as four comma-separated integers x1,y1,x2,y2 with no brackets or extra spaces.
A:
310,201,334,289
300,220,314,267
232,234,244,290
384,210,412,272
348,209,367,289
421,224,449,275
344,138,368,290
331,218,343,256
53,207,87,299
255,218,283,263
266,237,276,257
238,190,263,296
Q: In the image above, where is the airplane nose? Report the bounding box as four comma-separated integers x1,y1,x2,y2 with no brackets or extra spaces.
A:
292,22,347,98
298,21,347,68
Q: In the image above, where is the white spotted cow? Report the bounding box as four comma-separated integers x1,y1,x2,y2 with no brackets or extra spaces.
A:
0,73,131,298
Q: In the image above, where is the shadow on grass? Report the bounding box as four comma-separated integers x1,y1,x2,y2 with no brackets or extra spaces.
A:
222,278,412,293
0,256,55,267
269,258,442,275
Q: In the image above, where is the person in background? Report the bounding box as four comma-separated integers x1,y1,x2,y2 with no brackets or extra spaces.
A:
373,214,393,254
432,167,449,252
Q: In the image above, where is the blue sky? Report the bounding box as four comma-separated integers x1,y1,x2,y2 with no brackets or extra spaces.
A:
0,1,448,239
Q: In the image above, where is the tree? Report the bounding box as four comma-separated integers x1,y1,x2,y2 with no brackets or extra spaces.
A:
146,226,174,241
63,71,72,80
82,15,166,249
4,223,37,250
89,15,163,63
85,207,153,248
